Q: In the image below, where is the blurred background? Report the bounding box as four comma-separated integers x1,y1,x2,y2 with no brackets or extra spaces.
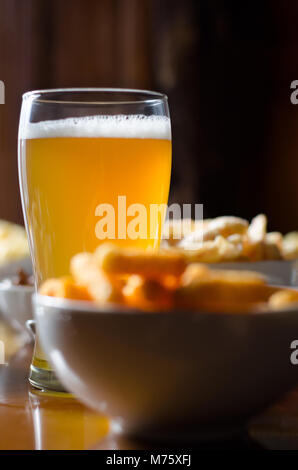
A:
0,0,298,232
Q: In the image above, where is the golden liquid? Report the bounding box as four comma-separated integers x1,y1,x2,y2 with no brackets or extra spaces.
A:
20,137,171,284
19,136,171,368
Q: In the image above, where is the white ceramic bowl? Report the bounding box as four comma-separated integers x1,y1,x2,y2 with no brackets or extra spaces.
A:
0,256,32,279
34,294,298,441
0,279,34,340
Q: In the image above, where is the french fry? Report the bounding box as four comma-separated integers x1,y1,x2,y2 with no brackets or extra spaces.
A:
123,275,173,311
268,289,298,310
70,252,122,304
39,276,92,300
95,243,187,279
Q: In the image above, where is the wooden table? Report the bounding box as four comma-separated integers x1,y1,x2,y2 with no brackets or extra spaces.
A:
1,319,298,450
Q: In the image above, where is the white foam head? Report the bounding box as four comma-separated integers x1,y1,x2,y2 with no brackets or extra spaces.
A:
20,114,171,140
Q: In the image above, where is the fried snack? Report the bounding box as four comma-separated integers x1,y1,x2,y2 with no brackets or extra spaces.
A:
202,216,249,241
268,289,298,310
179,216,248,250
163,213,298,262
241,214,267,261
247,214,267,243
182,235,243,263
175,270,275,312
181,263,265,286
70,252,122,304
39,276,92,300
0,220,29,265
123,275,173,311
95,243,187,279
180,263,210,285
282,232,298,260
263,232,283,260
176,266,270,312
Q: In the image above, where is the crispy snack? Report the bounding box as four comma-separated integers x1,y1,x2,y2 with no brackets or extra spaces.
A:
202,216,248,241
0,220,29,265
282,232,298,260
39,276,92,300
183,236,243,263
181,263,265,286
241,214,267,261
95,243,187,279
175,265,272,312
179,216,248,249
39,241,298,314
268,289,298,310
164,214,298,262
175,275,275,312
263,232,283,260
180,263,210,285
123,275,173,311
70,252,123,304
247,214,267,243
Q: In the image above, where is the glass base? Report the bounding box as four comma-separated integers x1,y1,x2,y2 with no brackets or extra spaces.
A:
29,364,68,393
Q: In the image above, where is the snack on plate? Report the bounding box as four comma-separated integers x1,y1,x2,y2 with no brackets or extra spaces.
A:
39,242,298,314
0,220,29,265
162,214,298,262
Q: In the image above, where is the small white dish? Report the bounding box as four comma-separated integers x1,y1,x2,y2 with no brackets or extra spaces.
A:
0,279,34,341
0,256,32,280
34,293,298,441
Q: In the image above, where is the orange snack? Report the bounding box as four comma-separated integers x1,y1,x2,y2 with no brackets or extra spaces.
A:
70,252,122,304
95,243,186,279
123,275,173,311
39,276,91,301
268,289,298,310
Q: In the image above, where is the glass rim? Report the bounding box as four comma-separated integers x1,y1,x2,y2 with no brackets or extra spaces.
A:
22,87,168,105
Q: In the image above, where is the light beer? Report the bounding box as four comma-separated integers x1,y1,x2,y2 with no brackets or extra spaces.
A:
19,115,172,285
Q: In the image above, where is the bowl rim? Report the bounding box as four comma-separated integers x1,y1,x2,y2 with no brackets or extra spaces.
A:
0,278,34,293
33,291,298,318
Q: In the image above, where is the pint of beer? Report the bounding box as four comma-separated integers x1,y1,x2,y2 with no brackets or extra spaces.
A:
19,114,171,285
18,89,171,390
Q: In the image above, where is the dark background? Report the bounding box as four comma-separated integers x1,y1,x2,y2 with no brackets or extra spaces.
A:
1,0,298,232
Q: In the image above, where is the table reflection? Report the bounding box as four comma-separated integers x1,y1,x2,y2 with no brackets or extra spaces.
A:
0,321,109,450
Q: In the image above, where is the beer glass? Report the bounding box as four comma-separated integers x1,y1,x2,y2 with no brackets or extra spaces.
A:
18,88,171,391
